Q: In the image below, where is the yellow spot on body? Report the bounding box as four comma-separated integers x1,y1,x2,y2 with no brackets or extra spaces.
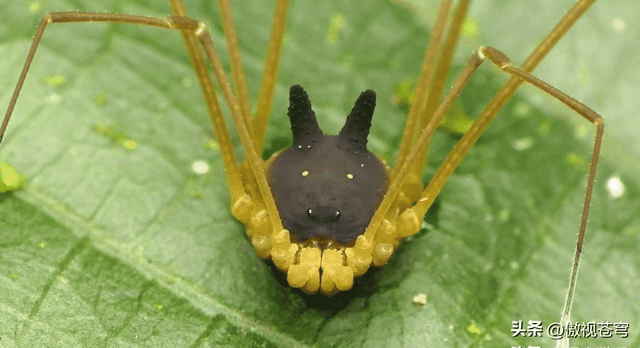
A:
154,303,163,310
462,17,478,38
326,13,346,45
412,293,427,306
58,276,68,284
42,74,66,86
346,173,354,179
302,170,309,177
10,273,19,280
606,176,625,199
466,323,482,335
38,241,47,248
28,2,41,14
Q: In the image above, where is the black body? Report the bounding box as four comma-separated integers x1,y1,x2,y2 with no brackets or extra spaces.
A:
267,85,388,244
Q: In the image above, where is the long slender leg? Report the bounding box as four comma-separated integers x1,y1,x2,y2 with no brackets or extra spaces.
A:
407,0,599,241
172,0,289,251
362,1,598,343
0,13,181,139
1,3,295,274
412,46,602,348
0,9,257,222
386,2,598,347
0,13,236,208
169,0,295,269
201,0,289,155
193,30,285,230
357,0,472,236
394,0,453,175
167,0,254,225
253,0,290,155
412,0,471,175
477,47,603,348
366,0,596,238
363,51,484,242
217,0,253,130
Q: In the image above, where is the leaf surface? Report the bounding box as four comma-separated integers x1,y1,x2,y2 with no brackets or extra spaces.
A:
1,0,638,347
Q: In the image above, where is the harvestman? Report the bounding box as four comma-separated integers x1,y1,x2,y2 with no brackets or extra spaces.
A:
0,0,603,347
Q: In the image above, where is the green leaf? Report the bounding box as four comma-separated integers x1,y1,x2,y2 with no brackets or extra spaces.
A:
1,0,639,347
0,162,26,192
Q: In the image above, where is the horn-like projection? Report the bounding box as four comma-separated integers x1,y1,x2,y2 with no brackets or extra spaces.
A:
268,85,388,245
288,84,323,147
339,89,376,152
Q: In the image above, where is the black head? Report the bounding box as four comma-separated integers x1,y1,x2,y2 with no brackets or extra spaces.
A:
266,85,388,245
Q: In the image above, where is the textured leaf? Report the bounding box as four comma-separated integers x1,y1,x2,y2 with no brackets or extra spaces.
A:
1,0,638,347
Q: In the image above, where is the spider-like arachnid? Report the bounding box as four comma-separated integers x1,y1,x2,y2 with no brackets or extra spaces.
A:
0,0,632,348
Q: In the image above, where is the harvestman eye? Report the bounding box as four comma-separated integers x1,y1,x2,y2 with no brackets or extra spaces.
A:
0,1,605,347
